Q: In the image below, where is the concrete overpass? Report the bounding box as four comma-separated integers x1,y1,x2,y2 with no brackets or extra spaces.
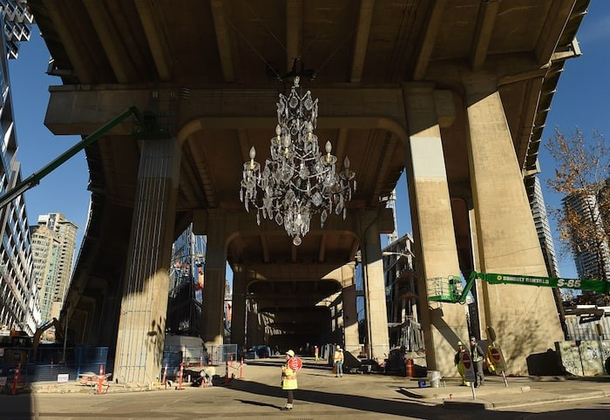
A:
27,0,589,384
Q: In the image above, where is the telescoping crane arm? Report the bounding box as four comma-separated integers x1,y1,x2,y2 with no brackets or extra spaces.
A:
428,271,610,304
0,106,143,211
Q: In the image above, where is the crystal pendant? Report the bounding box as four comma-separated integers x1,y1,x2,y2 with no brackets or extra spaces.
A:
335,197,343,215
293,235,302,246
289,93,298,108
312,192,323,206
304,96,313,110
321,209,328,225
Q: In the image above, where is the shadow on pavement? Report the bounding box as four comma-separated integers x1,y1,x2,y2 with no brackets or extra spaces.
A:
229,377,464,417
236,398,282,409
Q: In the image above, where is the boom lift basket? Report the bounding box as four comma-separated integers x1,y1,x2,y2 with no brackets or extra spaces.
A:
426,275,462,302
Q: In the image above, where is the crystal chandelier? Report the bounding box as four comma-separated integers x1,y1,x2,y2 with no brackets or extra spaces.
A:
240,77,356,246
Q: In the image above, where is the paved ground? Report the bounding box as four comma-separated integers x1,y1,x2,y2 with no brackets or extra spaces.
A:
1,357,609,419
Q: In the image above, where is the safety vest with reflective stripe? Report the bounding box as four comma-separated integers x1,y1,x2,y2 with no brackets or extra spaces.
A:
281,365,298,390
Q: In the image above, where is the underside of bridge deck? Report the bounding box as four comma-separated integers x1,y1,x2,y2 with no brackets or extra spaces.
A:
27,0,590,381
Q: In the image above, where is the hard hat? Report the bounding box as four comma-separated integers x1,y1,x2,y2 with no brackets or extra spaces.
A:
286,350,295,357
336,346,341,350
457,341,463,346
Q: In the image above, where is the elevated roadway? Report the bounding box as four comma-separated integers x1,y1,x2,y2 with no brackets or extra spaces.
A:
26,0,590,383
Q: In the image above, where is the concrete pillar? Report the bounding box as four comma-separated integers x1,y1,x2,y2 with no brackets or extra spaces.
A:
402,83,468,375
464,72,563,374
230,264,247,348
362,216,390,360
201,210,228,349
246,299,259,348
342,263,360,355
114,137,181,384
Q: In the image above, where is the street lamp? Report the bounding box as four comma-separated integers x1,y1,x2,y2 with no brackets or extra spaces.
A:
382,250,414,258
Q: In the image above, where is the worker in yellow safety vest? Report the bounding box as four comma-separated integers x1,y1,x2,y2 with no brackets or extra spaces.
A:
453,341,469,386
280,350,298,411
333,345,344,377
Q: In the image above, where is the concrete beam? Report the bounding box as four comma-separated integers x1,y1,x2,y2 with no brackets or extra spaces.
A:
42,0,94,83
83,0,138,83
210,0,235,82
411,0,447,81
469,0,501,71
350,0,375,83
134,0,173,81
193,207,394,244
535,0,576,66
45,86,408,141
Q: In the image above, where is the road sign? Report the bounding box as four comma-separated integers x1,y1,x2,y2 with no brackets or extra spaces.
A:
487,344,505,371
461,352,475,383
461,352,471,369
288,356,302,371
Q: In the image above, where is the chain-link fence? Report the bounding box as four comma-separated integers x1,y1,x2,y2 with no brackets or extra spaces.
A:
160,344,238,381
0,346,109,388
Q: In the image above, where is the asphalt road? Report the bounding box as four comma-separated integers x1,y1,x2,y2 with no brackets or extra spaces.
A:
0,358,608,419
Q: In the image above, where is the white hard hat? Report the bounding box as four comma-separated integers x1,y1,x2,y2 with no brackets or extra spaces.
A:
286,350,295,357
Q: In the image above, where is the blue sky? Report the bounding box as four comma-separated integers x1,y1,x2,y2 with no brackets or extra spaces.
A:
8,2,610,279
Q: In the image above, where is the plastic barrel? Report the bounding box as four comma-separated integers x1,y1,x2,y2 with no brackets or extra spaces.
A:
429,370,441,388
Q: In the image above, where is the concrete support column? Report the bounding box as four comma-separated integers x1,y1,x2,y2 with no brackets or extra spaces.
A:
341,263,360,355
230,264,247,348
362,216,390,360
246,299,261,348
114,137,181,384
402,83,468,374
464,72,563,374
201,210,228,349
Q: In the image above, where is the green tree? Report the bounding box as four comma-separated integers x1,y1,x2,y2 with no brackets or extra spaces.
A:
545,127,610,304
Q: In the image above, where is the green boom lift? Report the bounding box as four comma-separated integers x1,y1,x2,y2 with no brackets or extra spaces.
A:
427,271,610,304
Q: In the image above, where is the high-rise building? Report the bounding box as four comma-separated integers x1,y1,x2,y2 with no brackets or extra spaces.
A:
526,176,561,277
382,234,423,351
167,223,207,337
563,189,610,282
0,0,37,335
30,213,78,322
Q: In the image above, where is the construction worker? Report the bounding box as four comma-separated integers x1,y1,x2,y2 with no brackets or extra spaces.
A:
280,350,298,411
454,341,469,386
333,345,344,377
470,337,485,387
314,345,319,361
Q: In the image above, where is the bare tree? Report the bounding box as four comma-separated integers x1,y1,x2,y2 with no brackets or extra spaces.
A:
545,127,610,303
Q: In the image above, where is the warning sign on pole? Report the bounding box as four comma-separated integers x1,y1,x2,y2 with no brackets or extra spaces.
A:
486,343,506,372
461,351,475,383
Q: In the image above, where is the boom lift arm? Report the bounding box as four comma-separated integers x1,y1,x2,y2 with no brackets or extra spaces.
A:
429,271,610,304
0,106,143,210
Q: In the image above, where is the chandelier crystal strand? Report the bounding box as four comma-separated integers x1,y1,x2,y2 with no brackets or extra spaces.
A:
240,76,356,246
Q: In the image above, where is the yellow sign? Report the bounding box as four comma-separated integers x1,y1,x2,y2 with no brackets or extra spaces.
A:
486,343,505,372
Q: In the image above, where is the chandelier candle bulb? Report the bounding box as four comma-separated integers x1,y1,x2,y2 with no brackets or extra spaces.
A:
240,76,356,245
